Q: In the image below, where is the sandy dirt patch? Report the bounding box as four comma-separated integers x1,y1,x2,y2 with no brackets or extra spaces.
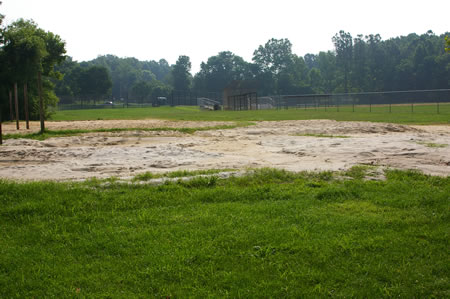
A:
0,120,449,181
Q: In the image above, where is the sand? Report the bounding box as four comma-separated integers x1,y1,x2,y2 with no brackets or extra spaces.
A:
0,119,449,181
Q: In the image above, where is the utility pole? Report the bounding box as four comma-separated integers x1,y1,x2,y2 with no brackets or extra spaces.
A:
24,83,29,129
9,90,13,121
14,82,19,130
0,110,3,145
37,71,45,133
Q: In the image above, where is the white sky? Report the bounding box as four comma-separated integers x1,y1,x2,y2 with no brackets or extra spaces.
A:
2,0,449,74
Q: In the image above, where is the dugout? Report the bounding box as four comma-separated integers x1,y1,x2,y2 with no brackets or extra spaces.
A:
223,80,258,111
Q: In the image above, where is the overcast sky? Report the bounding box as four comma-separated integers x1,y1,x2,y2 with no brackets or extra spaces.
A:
2,0,449,73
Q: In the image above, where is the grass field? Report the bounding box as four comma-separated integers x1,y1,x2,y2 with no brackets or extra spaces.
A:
51,104,450,124
2,105,449,296
0,168,448,297
2,123,252,141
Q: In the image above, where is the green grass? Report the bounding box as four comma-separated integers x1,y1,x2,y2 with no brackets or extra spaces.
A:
0,168,448,297
132,169,235,181
50,104,450,124
2,123,252,141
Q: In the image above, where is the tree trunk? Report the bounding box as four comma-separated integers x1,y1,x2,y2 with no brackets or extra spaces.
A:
24,83,30,129
0,110,2,145
37,71,45,133
14,82,19,130
9,90,13,121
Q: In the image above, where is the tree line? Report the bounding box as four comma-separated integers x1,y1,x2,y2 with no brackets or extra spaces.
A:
193,31,449,96
57,30,449,104
1,1,449,120
54,55,173,104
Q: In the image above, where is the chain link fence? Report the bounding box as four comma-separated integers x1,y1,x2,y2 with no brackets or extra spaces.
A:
56,89,450,114
272,89,450,114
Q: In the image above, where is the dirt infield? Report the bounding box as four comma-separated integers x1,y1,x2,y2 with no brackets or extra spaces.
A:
1,120,449,181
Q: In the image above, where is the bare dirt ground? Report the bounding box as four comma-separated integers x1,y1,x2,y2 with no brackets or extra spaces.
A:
1,119,449,181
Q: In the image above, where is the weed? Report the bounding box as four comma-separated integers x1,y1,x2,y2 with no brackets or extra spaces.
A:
344,165,376,180
416,141,448,148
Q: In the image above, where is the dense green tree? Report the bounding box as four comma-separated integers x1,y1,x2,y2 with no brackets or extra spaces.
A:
308,68,323,93
193,51,251,92
277,55,311,94
54,60,112,101
316,51,337,93
171,55,192,91
253,38,294,75
249,63,276,96
332,30,353,92
131,81,152,104
352,35,368,91
131,80,172,104
365,34,384,91
252,38,306,94
77,65,112,101
380,39,401,91
149,81,172,99
48,29,450,103
0,1,8,120
0,1,4,34
84,55,169,100
54,57,80,96
54,54,173,104
142,59,171,82
304,53,318,69
1,18,65,121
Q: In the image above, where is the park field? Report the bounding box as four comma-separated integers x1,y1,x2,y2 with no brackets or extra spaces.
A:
51,104,450,124
0,168,449,297
1,105,449,297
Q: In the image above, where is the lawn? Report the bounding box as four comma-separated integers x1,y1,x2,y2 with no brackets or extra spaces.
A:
2,123,252,141
0,168,448,297
50,104,450,124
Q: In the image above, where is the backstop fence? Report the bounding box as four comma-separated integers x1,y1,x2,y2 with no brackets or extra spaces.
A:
227,92,258,111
